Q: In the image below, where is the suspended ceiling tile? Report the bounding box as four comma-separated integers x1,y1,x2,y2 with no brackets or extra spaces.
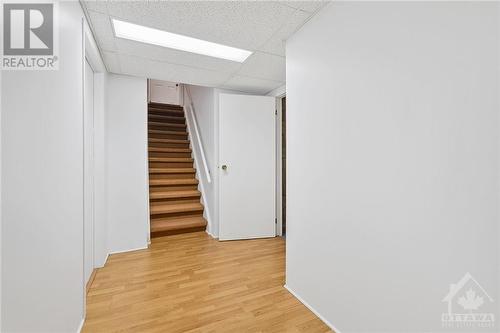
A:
119,54,232,87
87,10,117,51
114,38,242,74
285,1,329,13
81,1,328,93
170,64,233,87
117,54,152,78
82,0,107,14
105,1,296,50
222,75,283,95
236,52,286,82
102,51,121,73
260,9,313,56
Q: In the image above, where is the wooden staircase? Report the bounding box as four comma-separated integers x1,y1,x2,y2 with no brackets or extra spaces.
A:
148,102,207,237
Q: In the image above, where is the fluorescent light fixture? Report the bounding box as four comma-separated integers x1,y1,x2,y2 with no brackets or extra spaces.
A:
112,19,252,63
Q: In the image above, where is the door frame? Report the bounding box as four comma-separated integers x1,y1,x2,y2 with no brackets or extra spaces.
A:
82,18,107,317
84,56,95,288
275,93,286,237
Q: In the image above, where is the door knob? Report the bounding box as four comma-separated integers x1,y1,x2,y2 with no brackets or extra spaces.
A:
221,165,227,171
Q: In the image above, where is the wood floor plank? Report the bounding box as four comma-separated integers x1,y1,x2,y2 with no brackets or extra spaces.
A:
83,232,333,333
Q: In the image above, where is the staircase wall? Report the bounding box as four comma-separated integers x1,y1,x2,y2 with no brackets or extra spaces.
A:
184,85,216,235
106,74,149,253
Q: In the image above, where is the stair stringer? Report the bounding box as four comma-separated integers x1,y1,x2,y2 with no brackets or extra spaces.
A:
184,103,214,238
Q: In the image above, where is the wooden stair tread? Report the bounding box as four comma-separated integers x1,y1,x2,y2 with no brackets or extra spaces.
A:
149,147,192,153
148,113,186,119
148,122,186,128
149,138,189,144
148,102,206,236
150,189,201,199
150,216,207,233
148,103,184,109
149,157,193,163
149,107,184,114
150,202,203,215
149,114,185,122
149,129,188,136
149,168,195,174
149,103,183,109
150,178,198,186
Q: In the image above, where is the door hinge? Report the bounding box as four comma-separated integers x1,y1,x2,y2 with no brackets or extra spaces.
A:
275,218,277,224
275,109,277,115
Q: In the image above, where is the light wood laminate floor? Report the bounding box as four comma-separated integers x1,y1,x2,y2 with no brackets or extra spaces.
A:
83,232,332,332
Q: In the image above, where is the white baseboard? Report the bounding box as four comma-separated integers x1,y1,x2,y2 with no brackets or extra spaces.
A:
205,229,217,239
109,246,148,255
284,284,341,333
102,252,109,266
76,317,85,333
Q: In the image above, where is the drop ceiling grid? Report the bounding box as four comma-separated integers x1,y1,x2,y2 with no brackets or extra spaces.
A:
82,0,328,93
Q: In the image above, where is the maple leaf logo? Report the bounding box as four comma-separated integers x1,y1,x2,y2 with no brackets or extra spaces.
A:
458,289,484,312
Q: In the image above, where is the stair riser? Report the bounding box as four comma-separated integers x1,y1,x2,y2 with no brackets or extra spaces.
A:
149,162,193,168
149,180,198,186
148,142,190,149
148,115,186,124
149,148,192,153
149,197,200,205
150,210,204,219
149,109,184,117
148,152,192,158
149,181,198,190
149,133,188,140
149,168,195,174
148,104,184,110
149,103,183,110
150,185,198,192
151,226,206,238
149,173,196,180
149,124,187,132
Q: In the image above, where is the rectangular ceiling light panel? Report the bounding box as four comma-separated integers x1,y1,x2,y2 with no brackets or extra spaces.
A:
112,19,252,63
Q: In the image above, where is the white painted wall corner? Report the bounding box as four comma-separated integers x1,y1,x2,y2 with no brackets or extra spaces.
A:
284,285,342,333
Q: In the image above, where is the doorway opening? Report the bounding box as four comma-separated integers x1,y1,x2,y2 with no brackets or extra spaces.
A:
84,58,96,295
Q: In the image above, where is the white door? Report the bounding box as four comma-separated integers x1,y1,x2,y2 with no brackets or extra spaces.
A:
84,59,95,285
149,79,180,105
219,94,276,240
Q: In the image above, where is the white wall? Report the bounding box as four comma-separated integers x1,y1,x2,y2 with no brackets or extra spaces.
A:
106,74,149,253
286,2,499,332
1,2,85,331
93,72,109,267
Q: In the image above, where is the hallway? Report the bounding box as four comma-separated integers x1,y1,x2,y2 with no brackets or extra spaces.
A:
83,233,331,333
